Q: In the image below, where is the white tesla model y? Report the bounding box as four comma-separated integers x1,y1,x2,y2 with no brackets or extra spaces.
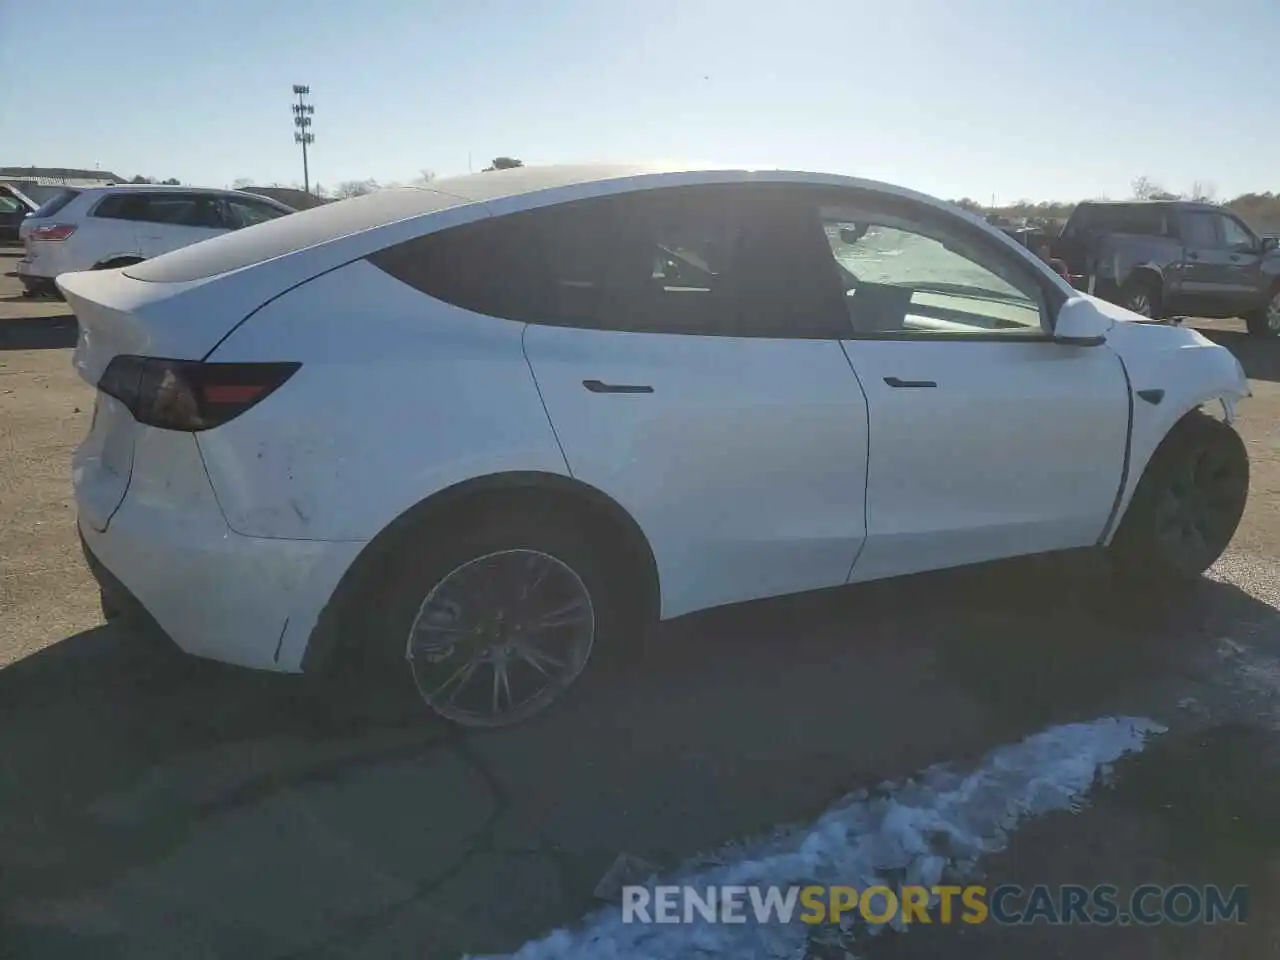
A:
59,165,1252,726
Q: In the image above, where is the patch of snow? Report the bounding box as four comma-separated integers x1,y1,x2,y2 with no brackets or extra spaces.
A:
472,716,1164,960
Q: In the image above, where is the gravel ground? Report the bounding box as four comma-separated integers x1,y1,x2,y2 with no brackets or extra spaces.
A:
3,250,1280,959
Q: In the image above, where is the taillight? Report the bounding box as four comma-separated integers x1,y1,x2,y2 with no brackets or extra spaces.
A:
97,357,300,431
30,223,77,241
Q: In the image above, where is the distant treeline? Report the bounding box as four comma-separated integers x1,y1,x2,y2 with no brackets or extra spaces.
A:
950,185,1280,235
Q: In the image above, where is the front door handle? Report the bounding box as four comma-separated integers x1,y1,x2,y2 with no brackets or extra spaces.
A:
884,377,937,388
583,379,654,394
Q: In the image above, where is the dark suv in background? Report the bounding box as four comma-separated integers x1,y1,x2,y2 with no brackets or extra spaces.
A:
1052,200,1280,336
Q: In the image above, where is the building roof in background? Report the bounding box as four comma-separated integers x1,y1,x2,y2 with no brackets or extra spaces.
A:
0,166,123,184
242,187,330,210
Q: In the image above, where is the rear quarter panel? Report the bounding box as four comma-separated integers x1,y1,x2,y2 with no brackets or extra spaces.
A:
197,258,570,541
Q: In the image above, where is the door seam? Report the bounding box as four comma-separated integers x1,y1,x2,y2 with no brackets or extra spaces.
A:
521,324,575,478
1097,352,1135,546
837,340,872,581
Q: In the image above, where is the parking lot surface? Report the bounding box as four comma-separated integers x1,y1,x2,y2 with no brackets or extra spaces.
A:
3,249,1280,958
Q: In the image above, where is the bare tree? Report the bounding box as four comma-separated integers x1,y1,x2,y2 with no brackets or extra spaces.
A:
1131,175,1163,200
232,177,254,190
1187,180,1217,203
414,169,437,185
334,179,379,198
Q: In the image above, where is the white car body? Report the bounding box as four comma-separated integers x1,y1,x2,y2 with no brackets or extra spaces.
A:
58,165,1251,682
17,185,293,291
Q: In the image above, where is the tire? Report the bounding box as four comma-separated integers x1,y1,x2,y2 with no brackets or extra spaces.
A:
1244,285,1280,338
355,501,624,727
1111,411,1249,583
1119,274,1162,320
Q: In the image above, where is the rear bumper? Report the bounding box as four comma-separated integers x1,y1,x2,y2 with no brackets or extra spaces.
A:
74,428,366,673
79,507,365,673
16,269,58,296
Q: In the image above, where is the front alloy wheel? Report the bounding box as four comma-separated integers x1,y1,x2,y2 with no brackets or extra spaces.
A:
1149,444,1247,573
1111,411,1249,582
405,549,596,726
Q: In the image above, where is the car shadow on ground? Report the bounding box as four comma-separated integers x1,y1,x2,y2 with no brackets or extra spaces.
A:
1,556,1275,958
0,312,78,350
1197,327,1280,383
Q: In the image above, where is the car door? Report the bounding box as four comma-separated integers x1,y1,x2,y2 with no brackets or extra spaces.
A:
519,184,871,619
136,192,228,257
1176,210,1232,313
1217,212,1267,312
812,191,1131,582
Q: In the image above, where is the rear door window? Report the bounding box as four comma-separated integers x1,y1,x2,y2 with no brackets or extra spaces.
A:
142,194,227,229
226,197,290,229
1219,215,1255,251
1182,212,1221,248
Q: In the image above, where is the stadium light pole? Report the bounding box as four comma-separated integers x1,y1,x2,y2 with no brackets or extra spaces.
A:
291,85,315,196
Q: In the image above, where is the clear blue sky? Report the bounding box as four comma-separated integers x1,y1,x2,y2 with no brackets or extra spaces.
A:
2,0,1276,202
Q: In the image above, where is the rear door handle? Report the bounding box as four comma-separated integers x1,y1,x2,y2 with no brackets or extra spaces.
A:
883,377,937,388
583,379,653,394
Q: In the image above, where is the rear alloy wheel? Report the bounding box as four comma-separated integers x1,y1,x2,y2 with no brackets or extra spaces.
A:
1120,276,1160,320
1245,288,1280,338
405,549,596,726
361,504,620,727
1111,411,1249,582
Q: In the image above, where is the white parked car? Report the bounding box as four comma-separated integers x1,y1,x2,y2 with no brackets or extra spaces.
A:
58,165,1252,727
17,184,294,296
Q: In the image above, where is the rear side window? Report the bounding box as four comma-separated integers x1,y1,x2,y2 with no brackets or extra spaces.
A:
369,189,743,334
32,189,80,218
368,185,846,338
227,197,290,229
1090,206,1168,235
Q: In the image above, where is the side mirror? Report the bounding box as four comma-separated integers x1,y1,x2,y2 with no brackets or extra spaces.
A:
1262,237,1279,254
1053,298,1111,346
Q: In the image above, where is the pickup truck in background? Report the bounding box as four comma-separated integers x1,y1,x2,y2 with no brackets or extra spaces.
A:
1052,200,1280,337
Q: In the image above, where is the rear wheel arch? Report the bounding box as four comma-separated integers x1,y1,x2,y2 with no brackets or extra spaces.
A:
1119,267,1164,317
301,471,661,673
92,255,144,270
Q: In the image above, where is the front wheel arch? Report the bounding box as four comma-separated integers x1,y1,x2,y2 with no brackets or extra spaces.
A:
1109,407,1248,580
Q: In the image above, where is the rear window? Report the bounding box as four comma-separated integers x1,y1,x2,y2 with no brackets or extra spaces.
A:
31,189,80,218
124,187,465,283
